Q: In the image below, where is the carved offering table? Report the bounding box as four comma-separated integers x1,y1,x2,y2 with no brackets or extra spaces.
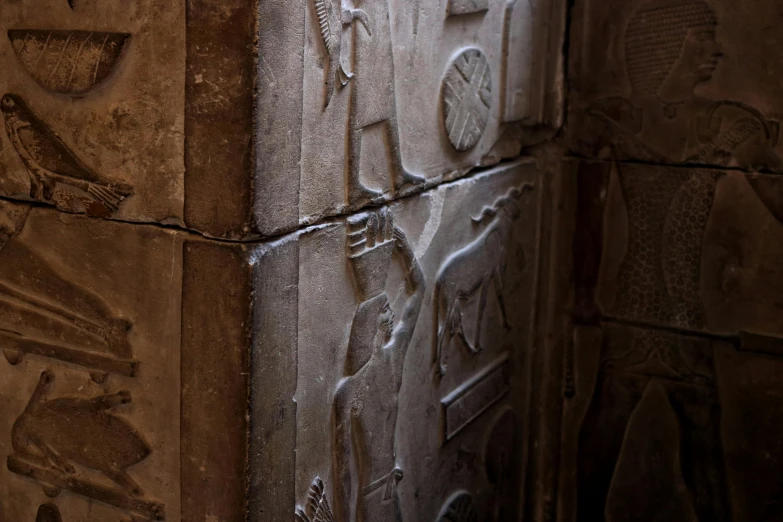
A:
0,1,565,520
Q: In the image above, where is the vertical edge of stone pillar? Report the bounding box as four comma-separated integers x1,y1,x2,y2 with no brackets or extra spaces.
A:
185,0,256,239
254,0,306,237
248,237,300,521
181,241,253,520
527,156,578,522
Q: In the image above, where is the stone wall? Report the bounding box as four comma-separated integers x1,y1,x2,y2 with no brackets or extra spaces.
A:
0,1,565,520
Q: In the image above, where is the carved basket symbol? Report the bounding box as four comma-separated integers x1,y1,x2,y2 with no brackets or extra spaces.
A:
8,30,130,96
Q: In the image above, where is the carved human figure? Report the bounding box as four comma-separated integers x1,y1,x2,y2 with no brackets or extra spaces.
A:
342,0,425,204
585,0,782,170
332,210,425,522
433,184,531,376
576,325,730,522
11,371,151,497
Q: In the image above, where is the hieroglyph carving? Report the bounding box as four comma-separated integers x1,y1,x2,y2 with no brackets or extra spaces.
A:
8,30,130,96
9,371,165,520
36,503,62,522
295,478,335,522
447,0,490,17
1,94,133,216
0,203,136,381
582,0,783,171
441,353,511,442
433,183,533,376
310,0,425,205
329,210,425,522
442,49,492,152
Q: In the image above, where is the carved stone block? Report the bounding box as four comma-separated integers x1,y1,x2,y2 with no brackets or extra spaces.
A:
262,160,541,522
558,157,783,520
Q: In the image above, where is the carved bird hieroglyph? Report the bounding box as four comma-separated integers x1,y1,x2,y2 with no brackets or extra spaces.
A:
1,94,132,215
312,0,371,108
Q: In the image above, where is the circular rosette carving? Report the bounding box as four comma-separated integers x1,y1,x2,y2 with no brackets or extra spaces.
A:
8,30,130,96
437,491,478,522
441,48,492,152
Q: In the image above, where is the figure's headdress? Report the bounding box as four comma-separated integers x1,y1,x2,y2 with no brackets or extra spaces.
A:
625,0,718,95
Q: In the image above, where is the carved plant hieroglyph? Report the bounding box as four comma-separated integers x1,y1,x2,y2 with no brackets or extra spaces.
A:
433,183,533,376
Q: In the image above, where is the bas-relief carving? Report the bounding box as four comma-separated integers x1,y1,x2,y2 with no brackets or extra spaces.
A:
0,1,185,223
0,204,182,521
589,161,783,337
292,162,540,522
563,156,783,518
297,0,555,224
9,30,130,97
570,0,783,172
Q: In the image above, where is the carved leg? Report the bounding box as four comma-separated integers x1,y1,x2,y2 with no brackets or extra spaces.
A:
434,287,448,376
106,468,144,497
456,299,480,354
386,117,425,192
472,280,491,352
347,122,384,205
493,273,512,330
31,437,75,475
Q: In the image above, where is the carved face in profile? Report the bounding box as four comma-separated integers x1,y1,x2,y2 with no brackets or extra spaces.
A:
625,0,719,98
675,26,722,83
